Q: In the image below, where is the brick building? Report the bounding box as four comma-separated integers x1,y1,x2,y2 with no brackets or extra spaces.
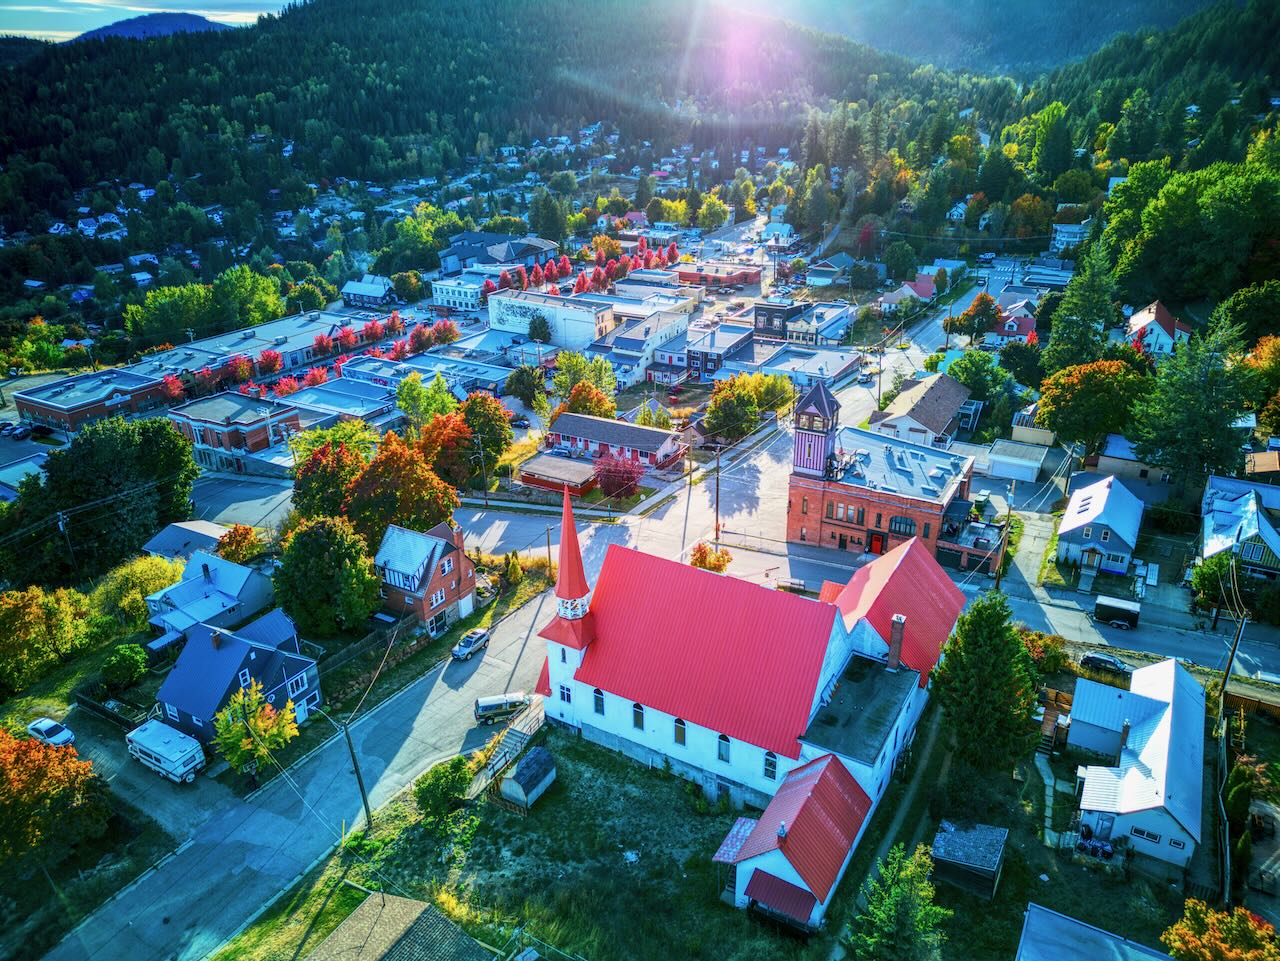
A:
786,383,1006,573
671,262,762,288
14,368,167,432
168,392,302,473
373,524,477,634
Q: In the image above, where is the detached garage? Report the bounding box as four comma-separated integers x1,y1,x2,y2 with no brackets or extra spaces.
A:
988,440,1048,483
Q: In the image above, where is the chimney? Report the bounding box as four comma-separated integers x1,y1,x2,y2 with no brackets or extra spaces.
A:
1119,719,1131,758
777,820,787,841
211,630,221,649
202,562,211,582
888,614,906,671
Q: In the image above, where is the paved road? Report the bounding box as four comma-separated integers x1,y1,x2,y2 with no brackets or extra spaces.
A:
46,591,552,961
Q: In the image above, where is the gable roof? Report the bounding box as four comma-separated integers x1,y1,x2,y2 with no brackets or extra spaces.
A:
374,525,451,582
1201,475,1280,561
571,544,838,758
907,273,936,299
822,538,965,686
233,608,298,649
795,381,840,421
142,520,229,560
735,754,871,902
146,551,260,632
1127,300,1190,342
1058,475,1144,550
871,374,970,436
549,412,677,452
1075,659,1204,842
308,893,493,961
1016,903,1173,961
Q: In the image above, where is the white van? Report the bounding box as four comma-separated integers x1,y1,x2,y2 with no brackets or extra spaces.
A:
126,719,207,783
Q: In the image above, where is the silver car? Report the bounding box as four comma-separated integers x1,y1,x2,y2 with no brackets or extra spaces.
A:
27,716,75,747
451,628,491,661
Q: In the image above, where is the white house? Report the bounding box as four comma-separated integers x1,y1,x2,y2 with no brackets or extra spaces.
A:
145,551,274,636
867,374,972,450
488,289,615,350
1069,659,1204,868
1127,301,1190,357
1056,475,1144,575
719,755,871,930
535,492,965,924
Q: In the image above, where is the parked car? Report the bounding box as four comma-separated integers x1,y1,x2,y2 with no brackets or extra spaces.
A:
1079,652,1133,677
474,691,530,725
857,372,875,385
27,716,75,746
10,425,31,440
0,423,15,436
451,628,491,661
511,416,531,429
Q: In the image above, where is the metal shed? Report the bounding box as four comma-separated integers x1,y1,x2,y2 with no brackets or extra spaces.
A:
931,821,1009,900
989,439,1048,482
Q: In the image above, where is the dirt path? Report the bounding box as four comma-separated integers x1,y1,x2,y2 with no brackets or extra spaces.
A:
830,707,948,960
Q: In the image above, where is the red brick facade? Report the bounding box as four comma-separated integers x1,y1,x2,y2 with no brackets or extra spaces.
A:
378,526,477,632
16,382,167,431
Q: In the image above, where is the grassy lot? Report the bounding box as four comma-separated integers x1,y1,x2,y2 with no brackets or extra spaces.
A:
580,484,656,511
220,569,555,792
0,798,176,961
932,760,1183,961
496,435,541,476
215,729,827,961
1038,526,1075,589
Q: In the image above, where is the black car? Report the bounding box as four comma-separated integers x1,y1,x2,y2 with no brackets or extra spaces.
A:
1080,652,1132,677
511,416,531,429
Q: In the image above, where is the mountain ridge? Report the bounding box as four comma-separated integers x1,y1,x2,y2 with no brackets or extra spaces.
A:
73,12,233,43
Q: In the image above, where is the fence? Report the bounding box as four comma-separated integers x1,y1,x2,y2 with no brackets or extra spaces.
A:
74,691,147,731
1224,688,1280,722
319,614,419,674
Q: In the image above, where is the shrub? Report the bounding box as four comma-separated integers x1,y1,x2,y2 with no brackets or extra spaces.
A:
102,644,148,690
1018,628,1070,675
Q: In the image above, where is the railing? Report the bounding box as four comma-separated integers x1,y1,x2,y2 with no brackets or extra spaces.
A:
467,697,546,801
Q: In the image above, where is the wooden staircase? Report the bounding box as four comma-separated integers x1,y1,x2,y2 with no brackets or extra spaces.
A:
466,696,545,801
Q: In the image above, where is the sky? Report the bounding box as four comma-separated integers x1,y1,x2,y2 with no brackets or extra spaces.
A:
0,1,281,42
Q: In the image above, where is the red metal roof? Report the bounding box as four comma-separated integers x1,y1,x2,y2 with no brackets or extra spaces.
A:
735,754,870,903
826,538,966,687
556,487,590,600
571,545,837,758
537,611,597,650
1129,300,1191,341
534,657,551,697
712,816,759,864
744,870,818,925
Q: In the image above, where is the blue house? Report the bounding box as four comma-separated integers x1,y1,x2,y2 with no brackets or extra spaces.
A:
155,609,321,742
1056,475,1144,575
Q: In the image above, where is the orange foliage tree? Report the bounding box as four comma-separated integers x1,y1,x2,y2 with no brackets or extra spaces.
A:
343,432,460,545
216,523,264,564
689,541,732,573
1162,900,1280,961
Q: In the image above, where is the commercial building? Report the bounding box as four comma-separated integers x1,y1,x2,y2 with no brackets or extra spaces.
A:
168,393,302,474
488,289,615,350
787,383,1005,573
671,262,763,288
751,299,854,346
545,412,686,469
685,322,754,382
586,310,690,388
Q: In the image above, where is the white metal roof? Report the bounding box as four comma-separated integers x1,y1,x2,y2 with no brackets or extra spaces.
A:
1075,659,1204,842
1058,475,1144,550
374,525,446,580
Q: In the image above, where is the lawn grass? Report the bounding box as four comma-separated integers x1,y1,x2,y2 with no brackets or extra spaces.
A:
0,798,176,961
215,729,826,961
0,643,118,730
580,484,655,511
1038,528,1075,589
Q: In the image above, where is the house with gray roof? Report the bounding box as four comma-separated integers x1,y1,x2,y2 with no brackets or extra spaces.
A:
1056,475,1144,575
143,520,231,561
545,412,687,469
1201,474,1280,578
155,609,321,741
341,273,395,308
1015,903,1172,961
374,524,476,633
868,374,971,449
307,893,493,961
145,550,274,636
1067,659,1204,867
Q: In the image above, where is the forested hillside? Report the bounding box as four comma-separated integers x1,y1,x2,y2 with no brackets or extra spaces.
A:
0,0,1003,226
74,13,233,43
738,0,1215,74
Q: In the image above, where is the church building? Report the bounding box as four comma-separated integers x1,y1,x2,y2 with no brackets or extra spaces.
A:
534,487,966,929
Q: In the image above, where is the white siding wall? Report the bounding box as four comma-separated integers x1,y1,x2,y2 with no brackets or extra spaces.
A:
1081,807,1194,868
1067,720,1121,757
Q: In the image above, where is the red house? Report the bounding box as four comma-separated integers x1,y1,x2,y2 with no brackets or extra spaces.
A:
373,524,477,635
545,412,687,469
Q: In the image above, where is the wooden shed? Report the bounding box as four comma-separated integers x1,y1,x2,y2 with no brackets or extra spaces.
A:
931,821,1009,900
499,746,556,812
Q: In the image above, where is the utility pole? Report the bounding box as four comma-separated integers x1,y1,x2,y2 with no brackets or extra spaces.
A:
473,434,490,508
545,525,553,572
342,722,375,832
714,446,721,543
992,507,1013,591
56,511,80,579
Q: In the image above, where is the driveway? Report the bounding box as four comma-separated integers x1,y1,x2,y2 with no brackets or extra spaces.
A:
69,712,237,841
44,589,552,961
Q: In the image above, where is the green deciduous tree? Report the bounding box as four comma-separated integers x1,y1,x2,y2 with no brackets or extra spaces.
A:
0,586,92,696
396,371,457,437
1212,281,1280,348
846,843,952,961
1032,101,1072,182
103,643,148,689
1132,321,1259,484
999,340,1044,389
883,241,918,282
947,350,1012,402
934,591,1039,772
460,392,514,480
212,679,300,776
527,313,552,343
275,516,380,637
552,350,617,400
503,365,544,406
90,554,184,630
703,378,760,441
289,419,379,465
